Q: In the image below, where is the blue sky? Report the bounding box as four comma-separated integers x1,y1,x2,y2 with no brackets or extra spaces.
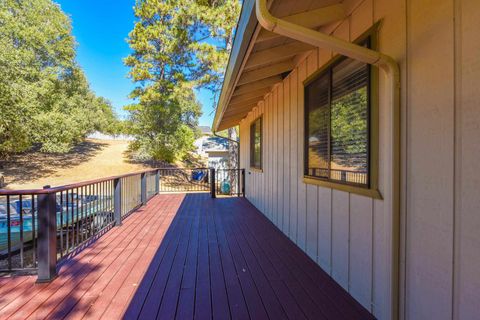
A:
55,0,216,126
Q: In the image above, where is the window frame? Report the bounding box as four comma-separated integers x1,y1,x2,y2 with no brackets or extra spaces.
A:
302,25,381,199
249,116,263,171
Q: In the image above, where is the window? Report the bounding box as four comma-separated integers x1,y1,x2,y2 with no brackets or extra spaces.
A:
305,43,372,187
250,117,262,169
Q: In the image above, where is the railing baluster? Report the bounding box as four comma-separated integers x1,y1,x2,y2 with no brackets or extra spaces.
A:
59,191,63,258
19,195,24,269
76,188,79,245
6,195,11,270
80,186,84,243
80,186,86,238
95,184,98,232
65,189,69,254
71,190,75,249
32,194,37,266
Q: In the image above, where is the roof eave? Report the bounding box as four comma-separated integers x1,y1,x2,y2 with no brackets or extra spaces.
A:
212,0,258,132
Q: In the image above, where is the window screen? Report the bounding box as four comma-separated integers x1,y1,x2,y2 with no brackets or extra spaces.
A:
305,51,370,187
250,117,262,169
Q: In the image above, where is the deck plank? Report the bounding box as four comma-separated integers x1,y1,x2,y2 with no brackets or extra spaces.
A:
206,206,231,320
122,195,187,319
2,196,161,319
64,195,176,319
222,208,289,320
99,197,183,319
212,199,250,320
136,197,193,319
237,198,374,320
0,193,375,320
155,194,195,320
29,197,171,319
217,204,271,320
175,199,200,320
194,199,212,320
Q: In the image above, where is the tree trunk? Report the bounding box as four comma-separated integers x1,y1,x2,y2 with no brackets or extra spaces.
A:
227,127,238,195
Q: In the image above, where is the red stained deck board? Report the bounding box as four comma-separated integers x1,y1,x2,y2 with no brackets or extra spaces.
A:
193,206,212,320
58,196,174,320
25,200,163,320
2,199,155,319
99,199,184,319
122,196,187,319
221,208,289,320
0,193,375,320
237,198,374,320
211,202,250,320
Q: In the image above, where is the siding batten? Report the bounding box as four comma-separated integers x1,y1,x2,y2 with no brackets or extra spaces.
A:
306,50,319,261
297,60,307,251
283,76,291,237
289,70,298,243
277,83,285,232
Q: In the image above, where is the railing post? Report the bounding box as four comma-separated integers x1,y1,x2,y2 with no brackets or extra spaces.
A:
241,169,246,197
141,172,147,205
114,178,122,226
210,168,216,198
36,187,57,282
236,169,240,197
155,169,160,194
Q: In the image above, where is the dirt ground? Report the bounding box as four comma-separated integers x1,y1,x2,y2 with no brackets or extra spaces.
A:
1,139,153,190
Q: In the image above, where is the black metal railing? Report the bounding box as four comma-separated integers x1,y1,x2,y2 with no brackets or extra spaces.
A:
0,194,38,273
211,169,245,197
0,167,245,281
0,169,160,280
158,168,210,193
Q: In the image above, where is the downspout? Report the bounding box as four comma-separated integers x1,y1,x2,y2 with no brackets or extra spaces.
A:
255,0,400,319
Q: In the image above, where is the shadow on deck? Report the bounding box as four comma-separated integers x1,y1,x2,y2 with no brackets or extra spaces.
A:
0,193,374,319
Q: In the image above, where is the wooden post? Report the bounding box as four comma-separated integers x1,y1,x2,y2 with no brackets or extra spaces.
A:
114,178,122,226
141,173,147,205
210,168,216,198
36,187,57,282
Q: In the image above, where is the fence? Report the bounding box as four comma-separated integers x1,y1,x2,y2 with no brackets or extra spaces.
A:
0,168,244,281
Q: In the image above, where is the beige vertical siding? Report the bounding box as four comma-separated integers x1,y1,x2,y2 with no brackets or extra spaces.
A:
238,0,480,319
454,1,480,319
406,0,455,319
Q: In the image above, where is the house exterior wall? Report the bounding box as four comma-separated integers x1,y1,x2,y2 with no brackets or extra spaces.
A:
238,0,480,319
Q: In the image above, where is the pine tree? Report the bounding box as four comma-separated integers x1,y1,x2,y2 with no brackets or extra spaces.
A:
125,0,240,163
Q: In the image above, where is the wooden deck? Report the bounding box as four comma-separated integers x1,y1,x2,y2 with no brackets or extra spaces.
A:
0,193,374,320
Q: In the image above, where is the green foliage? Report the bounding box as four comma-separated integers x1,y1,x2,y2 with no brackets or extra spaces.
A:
0,0,118,158
331,88,368,156
125,0,240,163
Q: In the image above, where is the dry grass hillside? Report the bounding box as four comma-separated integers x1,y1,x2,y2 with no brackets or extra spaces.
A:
1,139,153,190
